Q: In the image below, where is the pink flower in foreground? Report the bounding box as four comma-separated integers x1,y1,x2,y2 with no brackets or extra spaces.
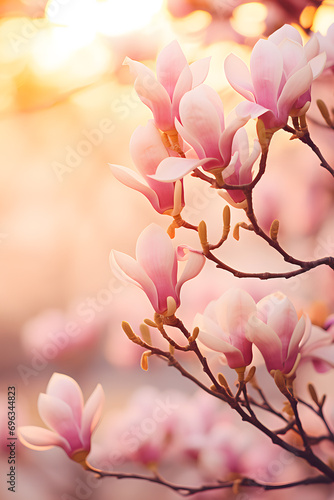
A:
315,24,334,70
110,224,205,316
18,373,104,463
195,289,256,369
125,40,210,131
218,127,261,208
109,120,184,215
246,292,310,375
225,24,326,129
151,84,249,183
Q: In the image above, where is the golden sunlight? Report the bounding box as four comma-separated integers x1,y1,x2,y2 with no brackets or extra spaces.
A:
45,0,164,38
230,2,267,38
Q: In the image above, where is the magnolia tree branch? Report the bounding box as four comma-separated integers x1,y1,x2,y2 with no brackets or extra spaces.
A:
84,463,332,497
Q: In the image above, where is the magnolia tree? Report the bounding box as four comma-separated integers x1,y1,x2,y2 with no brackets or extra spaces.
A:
19,24,334,497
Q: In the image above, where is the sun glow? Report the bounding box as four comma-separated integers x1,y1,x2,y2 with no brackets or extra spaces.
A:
45,0,164,39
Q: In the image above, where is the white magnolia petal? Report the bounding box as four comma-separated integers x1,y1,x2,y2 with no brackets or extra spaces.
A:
46,373,84,429
82,384,105,448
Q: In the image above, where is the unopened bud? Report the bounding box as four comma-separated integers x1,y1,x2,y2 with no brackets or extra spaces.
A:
198,220,209,251
171,180,183,217
140,351,152,371
122,321,144,346
140,324,152,345
222,205,231,239
270,219,279,241
233,223,240,241
245,366,256,383
317,99,333,128
144,319,157,328
188,326,199,343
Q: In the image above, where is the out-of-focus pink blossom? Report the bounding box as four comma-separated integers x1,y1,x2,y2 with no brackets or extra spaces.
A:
18,373,104,463
152,84,249,183
110,120,184,215
225,24,326,129
299,324,334,373
124,40,210,131
110,224,205,316
315,24,334,71
195,289,256,369
246,292,310,375
218,127,261,207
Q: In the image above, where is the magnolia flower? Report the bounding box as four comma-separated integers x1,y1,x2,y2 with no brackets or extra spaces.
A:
151,84,249,183
18,373,104,463
225,24,326,129
299,325,334,373
246,292,310,376
110,224,205,316
109,120,184,215
315,24,334,70
195,289,256,369
218,127,261,208
125,40,210,132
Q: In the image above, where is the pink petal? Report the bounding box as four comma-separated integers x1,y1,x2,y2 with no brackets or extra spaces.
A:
175,118,205,159
152,157,216,182
172,65,193,122
130,121,169,176
156,40,187,99
18,426,70,453
38,393,83,452
224,53,255,102
198,328,246,368
110,250,158,310
304,35,320,62
235,101,270,120
250,39,283,113
219,116,248,165
268,24,302,46
246,318,283,372
82,384,105,449
266,296,298,356
309,52,327,79
189,57,211,87
175,247,205,296
46,373,83,428
239,140,261,184
136,224,178,311
109,163,161,213
124,57,173,131
232,127,249,165
279,39,306,78
277,64,313,121
285,315,307,371
179,85,223,159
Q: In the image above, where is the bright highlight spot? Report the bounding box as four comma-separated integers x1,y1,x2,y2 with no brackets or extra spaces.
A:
312,3,334,34
231,2,267,38
45,0,164,38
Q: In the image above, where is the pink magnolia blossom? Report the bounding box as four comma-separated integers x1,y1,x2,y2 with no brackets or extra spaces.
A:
246,292,310,375
110,224,205,316
151,84,249,183
224,24,326,129
124,40,210,132
195,289,256,369
18,373,104,462
218,127,261,208
109,120,184,215
315,24,334,70
299,324,334,373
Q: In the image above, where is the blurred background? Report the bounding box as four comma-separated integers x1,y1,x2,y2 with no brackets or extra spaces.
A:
1,0,334,498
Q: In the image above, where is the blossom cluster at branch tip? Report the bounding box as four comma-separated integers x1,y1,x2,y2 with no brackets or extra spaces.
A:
196,290,313,377
109,120,185,215
18,373,104,464
110,224,205,316
224,24,326,130
124,40,211,132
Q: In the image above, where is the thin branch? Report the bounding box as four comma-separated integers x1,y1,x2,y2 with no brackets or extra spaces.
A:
85,463,332,496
